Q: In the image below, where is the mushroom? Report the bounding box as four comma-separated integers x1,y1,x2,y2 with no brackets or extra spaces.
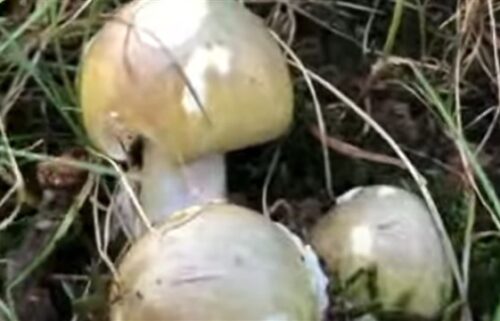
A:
110,203,328,320
79,0,293,236
79,1,330,317
310,185,452,319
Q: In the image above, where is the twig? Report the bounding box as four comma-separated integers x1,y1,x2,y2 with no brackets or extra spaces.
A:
310,126,406,170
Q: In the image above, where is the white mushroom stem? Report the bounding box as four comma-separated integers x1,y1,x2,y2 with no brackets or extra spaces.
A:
126,143,226,237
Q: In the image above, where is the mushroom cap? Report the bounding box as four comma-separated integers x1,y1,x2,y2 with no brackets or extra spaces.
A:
110,203,327,320
79,0,293,162
311,185,452,318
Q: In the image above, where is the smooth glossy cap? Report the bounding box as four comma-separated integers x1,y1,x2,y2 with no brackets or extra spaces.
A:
311,185,452,318
110,203,326,320
79,0,293,162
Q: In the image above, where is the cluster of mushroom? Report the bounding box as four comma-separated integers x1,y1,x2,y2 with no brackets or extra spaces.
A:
78,0,452,320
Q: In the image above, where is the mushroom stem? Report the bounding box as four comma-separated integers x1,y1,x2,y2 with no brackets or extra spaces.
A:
131,143,226,236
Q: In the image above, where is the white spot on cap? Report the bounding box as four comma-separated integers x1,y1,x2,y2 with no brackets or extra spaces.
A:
351,225,373,257
376,185,398,197
337,186,364,204
263,313,290,321
355,314,380,321
134,0,208,49
182,45,232,115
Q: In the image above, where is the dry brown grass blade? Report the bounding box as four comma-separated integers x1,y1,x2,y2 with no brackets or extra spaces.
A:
475,0,500,153
91,178,120,283
310,125,406,170
0,118,24,231
270,31,335,200
88,149,153,234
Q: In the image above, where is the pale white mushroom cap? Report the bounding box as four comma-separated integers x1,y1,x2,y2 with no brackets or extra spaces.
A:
311,185,452,318
110,203,328,320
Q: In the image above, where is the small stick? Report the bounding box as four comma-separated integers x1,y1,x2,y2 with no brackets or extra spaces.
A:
310,125,406,170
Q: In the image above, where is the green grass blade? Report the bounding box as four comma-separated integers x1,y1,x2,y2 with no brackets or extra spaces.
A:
410,66,500,228
0,298,18,321
0,0,57,56
0,145,120,178
495,302,500,321
0,30,85,140
6,178,93,292
383,0,405,55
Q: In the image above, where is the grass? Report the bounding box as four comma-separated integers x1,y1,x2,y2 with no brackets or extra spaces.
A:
1,0,500,320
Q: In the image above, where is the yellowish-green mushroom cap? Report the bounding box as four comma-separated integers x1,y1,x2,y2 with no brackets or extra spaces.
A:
311,185,452,319
79,0,293,162
79,0,294,233
110,203,328,320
